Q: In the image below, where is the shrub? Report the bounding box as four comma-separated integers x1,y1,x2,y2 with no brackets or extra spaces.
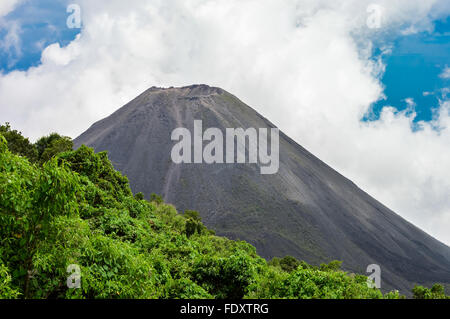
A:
191,251,256,299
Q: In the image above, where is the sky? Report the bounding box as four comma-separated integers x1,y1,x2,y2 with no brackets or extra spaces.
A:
0,0,449,246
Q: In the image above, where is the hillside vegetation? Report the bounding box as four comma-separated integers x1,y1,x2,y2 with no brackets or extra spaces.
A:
0,124,447,299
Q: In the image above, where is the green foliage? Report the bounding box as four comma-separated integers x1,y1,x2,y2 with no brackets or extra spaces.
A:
0,123,37,161
134,192,145,201
0,263,21,298
40,136,73,163
0,127,448,299
150,193,164,204
0,124,73,164
184,210,201,221
0,140,81,297
384,290,405,299
35,133,70,161
163,278,211,299
191,250,257,299
320,260,342,272
248,266,383,299
185,218,205,237
57,145,132,200
269,256,301,273
182,210,205,238
412,284,449,299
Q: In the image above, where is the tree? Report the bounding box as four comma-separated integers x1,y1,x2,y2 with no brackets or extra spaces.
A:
0,138,80,298
35,134,73,164
57,145,132,200
0,263,20,299
134,192,145,201
150,193,164,204
0,124,74,164
191,251,256,299
185,218,205,237
279,256,301,273
40,137,73,163
413,284,448,299
184,210,201,221
35,133,65,159
0,122,37,161
183,210,205,237
320,260,342,271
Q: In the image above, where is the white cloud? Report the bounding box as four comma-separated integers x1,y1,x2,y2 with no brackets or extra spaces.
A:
0,19,22,67
1,0,450,246
0,0,25,68
0,0,22,17
440,66,450,79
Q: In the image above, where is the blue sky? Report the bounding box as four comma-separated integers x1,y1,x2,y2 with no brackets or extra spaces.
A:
0,0,79,72
368,18,450,123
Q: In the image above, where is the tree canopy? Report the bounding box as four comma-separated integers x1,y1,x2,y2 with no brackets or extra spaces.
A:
0,127,448,299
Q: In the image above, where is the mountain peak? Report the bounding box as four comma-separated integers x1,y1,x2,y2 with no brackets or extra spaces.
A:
145,84,225,96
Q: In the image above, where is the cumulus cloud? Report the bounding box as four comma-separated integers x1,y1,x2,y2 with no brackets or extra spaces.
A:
440,66,450,79
0,0,450,245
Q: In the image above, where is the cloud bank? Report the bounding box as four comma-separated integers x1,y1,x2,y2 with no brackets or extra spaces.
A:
1,0,450,245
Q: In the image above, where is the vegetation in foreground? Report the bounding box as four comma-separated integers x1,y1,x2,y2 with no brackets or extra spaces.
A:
0,123,448,299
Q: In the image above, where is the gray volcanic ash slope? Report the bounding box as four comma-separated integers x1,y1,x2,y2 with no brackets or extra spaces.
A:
74,85,450,294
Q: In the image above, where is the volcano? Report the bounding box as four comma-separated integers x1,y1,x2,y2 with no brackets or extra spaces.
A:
74,84,450,294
